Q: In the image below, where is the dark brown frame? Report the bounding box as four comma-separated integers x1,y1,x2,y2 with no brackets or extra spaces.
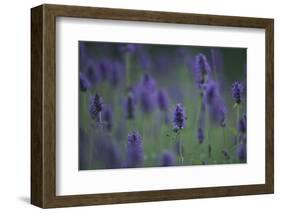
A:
31,4,274,208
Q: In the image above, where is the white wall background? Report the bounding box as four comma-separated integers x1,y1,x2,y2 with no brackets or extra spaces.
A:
0,0,279,212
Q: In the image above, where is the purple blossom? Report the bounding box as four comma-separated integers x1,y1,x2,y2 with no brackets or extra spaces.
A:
126,131,144,168
236,143,247,162
98,59,113,81
203,81,227,127
141,74,157,92
173,104,187,130
138,74,157,113
232,81,243,104
157,89,169,111
194,53,211,87
124,93,136,119
79,72,90,91
203,80,219,106
109,61,124,87
85,61,100,86
102,105,113,131
140,90,155,113
237,114,247,134
161,151,176,166
89,94,103,120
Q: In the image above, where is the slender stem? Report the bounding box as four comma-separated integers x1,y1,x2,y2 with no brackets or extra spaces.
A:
236,104,240,127
179,131,184,165
223,127,226,146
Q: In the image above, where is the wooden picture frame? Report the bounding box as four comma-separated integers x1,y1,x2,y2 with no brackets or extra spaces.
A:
31,4,274,208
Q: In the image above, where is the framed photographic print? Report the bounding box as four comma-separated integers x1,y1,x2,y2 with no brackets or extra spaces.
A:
31,4,274,208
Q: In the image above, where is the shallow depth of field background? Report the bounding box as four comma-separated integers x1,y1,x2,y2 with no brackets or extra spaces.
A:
79,41,246,170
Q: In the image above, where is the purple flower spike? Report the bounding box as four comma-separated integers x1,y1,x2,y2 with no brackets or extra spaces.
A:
236,143,247,162
197,127,204,144
98,59,113,81
103,105,113,131
157,89,169,111
232,81,243,104
79,72,90,91
140,90,155,113
141,74,157,92
204,80,219,106
89,94,103,120
194,53,211,87
138,74,157,113
161,151,176,167
238,114,247,133
125,93,136,119
173,104,187,130
85,61,100,86
109,61,124,87
203,81,227,127
127,131,144,168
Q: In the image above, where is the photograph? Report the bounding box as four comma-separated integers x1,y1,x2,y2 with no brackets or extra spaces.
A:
78,41,247,170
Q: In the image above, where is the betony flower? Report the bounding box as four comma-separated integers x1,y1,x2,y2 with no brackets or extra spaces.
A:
173,104,187,130
85,61,100,86
194,53,211,87
161,151,176,166
138,74,157,113
141,74,157,92
203,80,227,127
236,143,246,162
124,93,136,119
232,81,243,104
203,80,219,106
89,94,103,120
109,61,124,87
237,114,247,134
98,59,113,81
126,131,144,168
79,72,90,91
157,89,169,111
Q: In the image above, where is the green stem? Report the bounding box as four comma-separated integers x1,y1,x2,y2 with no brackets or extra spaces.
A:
236,104,240,127
178,131,184,165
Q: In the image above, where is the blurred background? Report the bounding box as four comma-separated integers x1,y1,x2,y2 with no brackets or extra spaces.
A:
79,41,247,170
